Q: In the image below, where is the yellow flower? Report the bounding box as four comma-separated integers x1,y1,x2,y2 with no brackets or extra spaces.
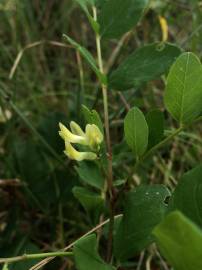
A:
58,121,103,161
59,122,87,145
85,124,103,151
64,141,97,161
70,121,86,137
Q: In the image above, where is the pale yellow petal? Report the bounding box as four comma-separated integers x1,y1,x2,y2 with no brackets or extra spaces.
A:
70,121,86,137
91,124,103,144
59,122,87,145
64,141,97,161
85,124,103,150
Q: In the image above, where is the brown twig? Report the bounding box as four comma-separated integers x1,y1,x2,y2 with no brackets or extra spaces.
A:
29,214,122,270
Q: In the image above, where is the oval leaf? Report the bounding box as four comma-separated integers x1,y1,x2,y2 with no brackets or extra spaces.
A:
153,211,202,270
114,185,170,261
74,234,114,270
72,186,104,221
109,43,181,90
124,107,148,157
98,0,148,39
169,165,202,228
164,52,202,124
75,161,104,189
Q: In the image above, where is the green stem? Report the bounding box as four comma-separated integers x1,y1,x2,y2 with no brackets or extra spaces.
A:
92,5,113,194
141,116,202,165
142,115,202,164
141,126,183,162
93,6,114,262
0,252,73,265
126,126,183,186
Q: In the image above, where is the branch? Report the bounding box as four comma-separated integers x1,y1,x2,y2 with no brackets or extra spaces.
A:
29,214,122,270
0,252,73,265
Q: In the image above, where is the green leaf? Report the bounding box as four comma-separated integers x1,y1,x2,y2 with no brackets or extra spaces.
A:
109,43,181,90
146,109,164,149
72,186,104,219
82,105,104,134
98,0,149,39
169,165,202,228
74,234,114,270
164,52,202,124
63,34,107,84
114,185,170,261
153,211,202,270
124,107,148,157
75,161,104,189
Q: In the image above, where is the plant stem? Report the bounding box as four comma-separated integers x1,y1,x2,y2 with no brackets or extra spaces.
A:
29,214,123,270
141,126,183,162
92,6,114,262
125,127,184,187
140,115,202,166
0,252,73,265
93,7,112,179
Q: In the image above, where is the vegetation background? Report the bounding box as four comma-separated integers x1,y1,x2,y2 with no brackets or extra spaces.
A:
0,0,202,269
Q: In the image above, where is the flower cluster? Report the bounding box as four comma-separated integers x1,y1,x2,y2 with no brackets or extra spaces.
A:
59,121,103,161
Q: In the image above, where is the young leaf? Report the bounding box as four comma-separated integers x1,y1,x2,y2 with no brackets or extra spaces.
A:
164,52,202,124
153,211,202,270
74,234,114,270
109,43,181,90
82,105,104,134
146,109,164,149
169,165,202,228
98,0,149,39
75,161,104,189
114,185,170,261
63,34,107,85
124,107,148,157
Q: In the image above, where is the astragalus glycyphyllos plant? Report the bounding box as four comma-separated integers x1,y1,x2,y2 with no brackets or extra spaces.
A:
1,1,202,270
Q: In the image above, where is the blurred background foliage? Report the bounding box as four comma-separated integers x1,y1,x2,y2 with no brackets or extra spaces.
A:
0,0,202,269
